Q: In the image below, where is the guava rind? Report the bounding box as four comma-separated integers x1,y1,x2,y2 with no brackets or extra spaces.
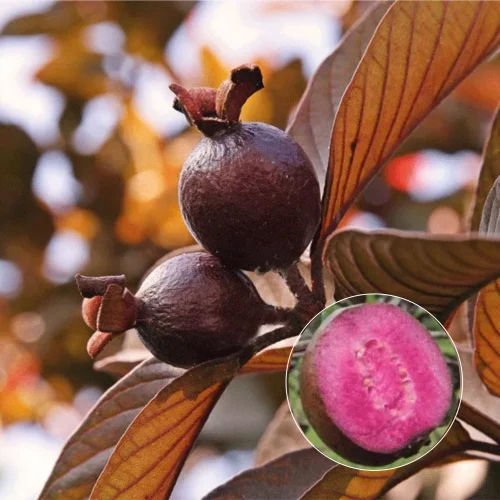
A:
300,303,453,464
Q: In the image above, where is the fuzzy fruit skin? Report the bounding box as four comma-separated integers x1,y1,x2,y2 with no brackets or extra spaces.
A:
179,122,321,272
135,251,267,367
300,304,452,465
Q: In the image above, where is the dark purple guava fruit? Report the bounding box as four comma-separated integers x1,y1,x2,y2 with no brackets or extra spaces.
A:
300,303,453,464
76,251,278,367
134,251,270,366
170,65,321,272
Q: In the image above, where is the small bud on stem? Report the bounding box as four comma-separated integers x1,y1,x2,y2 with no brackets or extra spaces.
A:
76,274,138,358
170,64,264,137
75,274,126,298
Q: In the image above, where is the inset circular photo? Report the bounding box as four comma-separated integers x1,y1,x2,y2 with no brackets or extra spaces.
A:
286,294,462,470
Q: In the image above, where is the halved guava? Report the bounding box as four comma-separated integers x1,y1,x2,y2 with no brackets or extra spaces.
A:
300,303,453,464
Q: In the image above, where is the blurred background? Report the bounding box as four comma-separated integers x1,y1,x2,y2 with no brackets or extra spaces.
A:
0,1,498,498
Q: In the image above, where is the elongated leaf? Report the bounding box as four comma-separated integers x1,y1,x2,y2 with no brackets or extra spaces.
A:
458,345,500,427
255,401,309,467
90,356,241,499
96,345,293,378
324,229,500,321
89,343,297,498
203,448,334,500
93,349,152,377
303,422,471,499
474,280,500,396
44,322,299,500
467,110,500,332
40,358,184,499
470,109,500,232
287,1,391,190
43,345,293,499
240,346,291,374
320,0,500,237
474,178,500,395
89,323,302,499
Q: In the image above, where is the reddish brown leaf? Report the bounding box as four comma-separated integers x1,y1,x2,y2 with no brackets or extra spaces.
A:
255,401,310,466
93,348,151,377
240,346,291,374
287,2,391,190
39,358,184,499
473,178,500,396
454,62,500,113
320,0,500,238
90,357,241,499
474,278,500,396
203,448,334,500
458,345,500,425
470,109,500,232
41,346,290,498
303,422,472,499
323,229,500,322
467,109,500,334
93,344,293,378
43,323,300,499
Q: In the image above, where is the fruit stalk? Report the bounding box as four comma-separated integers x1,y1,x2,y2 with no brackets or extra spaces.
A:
310,239,327,306
281,264,324,322
458,401,500,444
238,324,298,366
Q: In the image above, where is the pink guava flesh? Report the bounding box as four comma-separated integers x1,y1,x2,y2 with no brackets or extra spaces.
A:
312,303,452,454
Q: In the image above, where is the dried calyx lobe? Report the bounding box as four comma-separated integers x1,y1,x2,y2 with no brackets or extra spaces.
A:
300,303,453,465
171,65,321,272
76,251,281,366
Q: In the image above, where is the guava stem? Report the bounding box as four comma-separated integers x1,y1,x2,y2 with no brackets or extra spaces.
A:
262,305,295,325
282,264,310,301
310,238,327,307
239,324,298,366
282,264,323,322
467,440,500,456
377,439,500,498
458,401,500,444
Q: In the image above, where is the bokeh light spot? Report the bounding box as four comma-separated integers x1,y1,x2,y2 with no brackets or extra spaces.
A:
427,206,462,234
0,259,23,298
72,94,122,155
84,21,125,55
32,151,82,213
11,312,45,343
42,230,89,283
